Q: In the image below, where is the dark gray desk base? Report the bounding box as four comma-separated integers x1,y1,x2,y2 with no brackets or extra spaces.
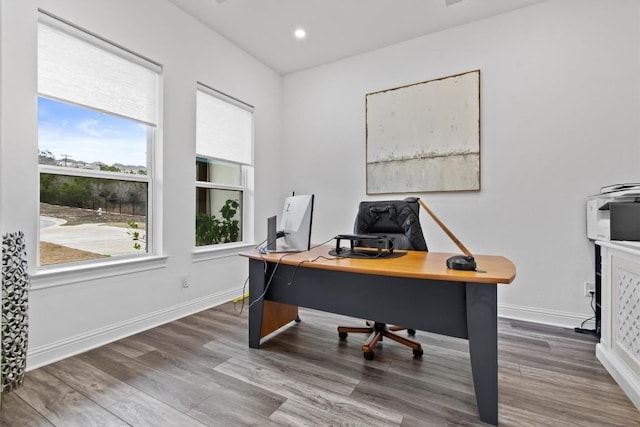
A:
248,258,498,425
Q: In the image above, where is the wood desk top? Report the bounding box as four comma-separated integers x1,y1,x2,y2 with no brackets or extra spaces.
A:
240,245,516,285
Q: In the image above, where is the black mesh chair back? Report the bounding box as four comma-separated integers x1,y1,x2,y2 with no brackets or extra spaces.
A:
354,197,427,251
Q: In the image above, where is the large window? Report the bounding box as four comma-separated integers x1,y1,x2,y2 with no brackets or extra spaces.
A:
195,84,253,247
37,13,160,266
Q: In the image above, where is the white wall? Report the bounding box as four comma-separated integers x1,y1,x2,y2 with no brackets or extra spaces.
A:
282,0,640,327
0,0,283,368
2,0,638,369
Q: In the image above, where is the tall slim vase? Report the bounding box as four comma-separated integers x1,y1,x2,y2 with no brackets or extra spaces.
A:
1,231,29,394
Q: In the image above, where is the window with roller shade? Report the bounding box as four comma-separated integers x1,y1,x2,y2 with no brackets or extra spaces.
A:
37,12,160,266
195,84,253,247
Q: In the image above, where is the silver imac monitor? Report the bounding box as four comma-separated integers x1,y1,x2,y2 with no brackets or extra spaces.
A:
265,194,314,253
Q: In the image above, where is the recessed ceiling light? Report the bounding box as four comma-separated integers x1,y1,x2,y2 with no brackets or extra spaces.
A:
294,28,307,39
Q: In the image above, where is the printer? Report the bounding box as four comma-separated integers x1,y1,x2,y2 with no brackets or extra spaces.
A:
587,184,640,241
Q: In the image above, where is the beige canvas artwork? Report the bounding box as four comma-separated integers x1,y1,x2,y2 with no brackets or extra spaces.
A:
366,70,480,194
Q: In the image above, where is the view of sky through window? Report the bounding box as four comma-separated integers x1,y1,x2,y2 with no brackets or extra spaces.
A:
38,97,148,168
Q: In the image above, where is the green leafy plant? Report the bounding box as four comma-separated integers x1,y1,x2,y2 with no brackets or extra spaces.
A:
126,220,146,250
196,199,240,246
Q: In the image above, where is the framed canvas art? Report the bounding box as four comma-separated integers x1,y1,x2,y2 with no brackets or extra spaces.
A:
366,70,480,194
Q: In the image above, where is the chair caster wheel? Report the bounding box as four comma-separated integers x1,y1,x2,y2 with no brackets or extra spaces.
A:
338,332,348,340
407,328,416,336
413,348,423,359
363,351,375,360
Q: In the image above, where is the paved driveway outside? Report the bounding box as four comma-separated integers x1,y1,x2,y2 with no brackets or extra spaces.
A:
40,216,143,256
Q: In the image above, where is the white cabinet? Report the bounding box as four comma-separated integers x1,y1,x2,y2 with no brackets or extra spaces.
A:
596,241,640,410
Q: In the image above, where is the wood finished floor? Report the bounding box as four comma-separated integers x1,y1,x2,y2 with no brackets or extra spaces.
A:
1,302,638,426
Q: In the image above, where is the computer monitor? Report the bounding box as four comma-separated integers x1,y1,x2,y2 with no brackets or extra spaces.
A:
265,194,314,253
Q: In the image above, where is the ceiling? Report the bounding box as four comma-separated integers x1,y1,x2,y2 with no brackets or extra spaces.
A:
167,0,546,75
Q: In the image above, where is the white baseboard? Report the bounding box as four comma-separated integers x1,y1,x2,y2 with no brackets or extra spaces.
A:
26,289,241,370
498,303,596,330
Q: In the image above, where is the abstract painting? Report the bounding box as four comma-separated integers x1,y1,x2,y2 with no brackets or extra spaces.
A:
366,70,480,194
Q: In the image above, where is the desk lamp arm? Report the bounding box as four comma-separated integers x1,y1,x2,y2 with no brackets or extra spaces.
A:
418,198,476,270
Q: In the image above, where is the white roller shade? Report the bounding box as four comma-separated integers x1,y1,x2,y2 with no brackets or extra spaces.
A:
38,19,159,126
196,87,253,166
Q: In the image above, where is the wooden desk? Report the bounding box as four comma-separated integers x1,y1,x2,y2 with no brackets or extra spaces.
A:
240,245,516,425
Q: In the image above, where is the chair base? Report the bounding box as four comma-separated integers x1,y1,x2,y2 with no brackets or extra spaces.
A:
338,321,423,360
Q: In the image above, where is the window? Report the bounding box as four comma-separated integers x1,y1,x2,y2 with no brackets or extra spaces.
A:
195,84,253,247
37,13,160,266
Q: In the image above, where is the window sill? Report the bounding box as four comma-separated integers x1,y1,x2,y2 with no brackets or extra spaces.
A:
192,241,256,263
30,255,168,291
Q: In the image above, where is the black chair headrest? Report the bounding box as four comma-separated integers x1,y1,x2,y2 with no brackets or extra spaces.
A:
354,198,427,251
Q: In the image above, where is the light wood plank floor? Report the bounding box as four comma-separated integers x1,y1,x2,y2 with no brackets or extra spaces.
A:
1,302,638,426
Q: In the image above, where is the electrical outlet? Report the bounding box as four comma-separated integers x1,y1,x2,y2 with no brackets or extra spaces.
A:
182,278,189,288
584,281,595,297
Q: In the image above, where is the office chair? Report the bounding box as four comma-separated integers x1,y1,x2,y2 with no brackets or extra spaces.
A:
337,197,428,360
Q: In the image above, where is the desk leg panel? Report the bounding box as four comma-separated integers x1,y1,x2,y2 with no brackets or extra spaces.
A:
248,259,265,349
466,282,498,426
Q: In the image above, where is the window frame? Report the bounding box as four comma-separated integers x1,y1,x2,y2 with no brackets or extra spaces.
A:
194,157,249,248
36,11,161,269
37,107,155,268
195,83,254,249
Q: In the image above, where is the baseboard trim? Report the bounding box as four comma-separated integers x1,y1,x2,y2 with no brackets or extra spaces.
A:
498,303,596,330
26,289,240,370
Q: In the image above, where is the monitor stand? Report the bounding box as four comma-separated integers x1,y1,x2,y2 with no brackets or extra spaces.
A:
263,214,306,254
263,216,298,253
266,215,277,252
